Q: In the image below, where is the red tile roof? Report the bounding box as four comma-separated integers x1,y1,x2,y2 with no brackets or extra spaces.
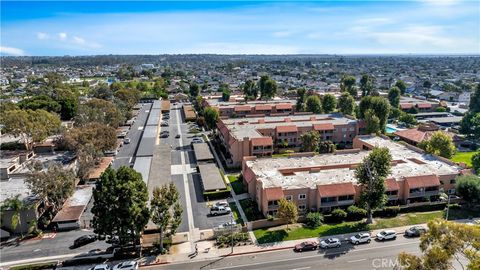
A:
400,103,414,109
255,104,272,111
234,105,252,112
251,137,273,146
385,178,399,191
317,183,355,197
313,123,335,131
276,125,298,133
405,175,440,188
88,157,114,179
394,129,426,143
265,187,284,201
417,103,432,109
275,103,293,110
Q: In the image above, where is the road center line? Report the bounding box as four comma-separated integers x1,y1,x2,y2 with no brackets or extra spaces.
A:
348,258,367,263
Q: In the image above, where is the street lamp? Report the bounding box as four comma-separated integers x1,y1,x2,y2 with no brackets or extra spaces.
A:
445,194,453,221
230,213,234,254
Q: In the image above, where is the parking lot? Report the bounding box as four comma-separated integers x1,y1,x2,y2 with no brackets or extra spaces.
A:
161,103,233,232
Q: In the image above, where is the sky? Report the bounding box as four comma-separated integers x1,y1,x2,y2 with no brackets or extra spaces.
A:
1,1,479,56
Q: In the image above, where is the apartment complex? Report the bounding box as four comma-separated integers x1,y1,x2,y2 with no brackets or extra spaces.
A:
399,97,440,112
203,97,298,119
242,135,462,217
217,113,360,167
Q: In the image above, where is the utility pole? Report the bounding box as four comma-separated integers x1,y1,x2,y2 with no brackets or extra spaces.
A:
230,213,234,254
445,194,452,221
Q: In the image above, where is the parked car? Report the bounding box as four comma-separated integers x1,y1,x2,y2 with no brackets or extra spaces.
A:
72,234,97,248
124,138,131,144
320,238,341,249
175,134,181,139
191,138,203,144
106,235,120,245
294,241,318,252
210,206,231,216
112,261,138,270
376,230,397,241
404,226,427,237
214,201,229,208
89,264,111,270
216,221,237,230
161,122,169,127
350,233,371,245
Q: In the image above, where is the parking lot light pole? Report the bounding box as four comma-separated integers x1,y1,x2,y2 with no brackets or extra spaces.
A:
445,194,452,221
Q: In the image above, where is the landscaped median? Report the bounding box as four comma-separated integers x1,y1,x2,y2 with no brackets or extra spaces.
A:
253,209,471,244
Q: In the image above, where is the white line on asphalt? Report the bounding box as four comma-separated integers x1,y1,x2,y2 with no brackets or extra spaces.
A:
347,258,367,263
209,241,419,270
291,267,311,270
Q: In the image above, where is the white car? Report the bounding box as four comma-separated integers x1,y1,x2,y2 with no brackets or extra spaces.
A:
210,206,231,216
350,233,371,245
214,201,229,208
113,261,138,270
217,221,237,230
89,264,111,270
376,230,397,241
124,138,131,144
320,238,341,248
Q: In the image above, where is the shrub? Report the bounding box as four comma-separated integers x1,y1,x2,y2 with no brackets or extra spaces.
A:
306,212,324,228
216,232,249,247
346,205,367,221
374,206,400,217
331,209,347,222
267,215,274,221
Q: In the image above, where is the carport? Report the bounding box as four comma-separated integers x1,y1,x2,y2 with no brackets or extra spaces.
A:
197,163,227,192
193,143,214,163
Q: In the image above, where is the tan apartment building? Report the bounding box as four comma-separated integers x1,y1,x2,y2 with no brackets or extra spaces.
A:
217,113,360,167
242,135,463,217
202,97,298,119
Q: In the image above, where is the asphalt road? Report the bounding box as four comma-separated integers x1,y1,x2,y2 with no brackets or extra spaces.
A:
148,236,422,270
112,103,152,169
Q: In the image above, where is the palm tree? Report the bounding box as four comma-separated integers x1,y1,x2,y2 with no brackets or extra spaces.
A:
0,195,26,235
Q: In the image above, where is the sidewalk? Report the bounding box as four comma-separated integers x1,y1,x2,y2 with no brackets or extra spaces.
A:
141,217,480,266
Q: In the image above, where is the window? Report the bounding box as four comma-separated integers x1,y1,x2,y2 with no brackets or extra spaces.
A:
386,190,398,196
425,186,439,192
349,127,355,131
342,128,347,132
321,197,336,203
298,204,306,211
285,195,293,201
338,195,354,201
298,194,307,200
268,200,278,206
450,179,456,184
448,189,456,195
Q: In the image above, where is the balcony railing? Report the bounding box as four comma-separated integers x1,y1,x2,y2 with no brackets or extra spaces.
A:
320,199,354,207
409,189,439,198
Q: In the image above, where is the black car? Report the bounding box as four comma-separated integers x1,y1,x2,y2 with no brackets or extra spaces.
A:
404,226,427,237
72,234,97,248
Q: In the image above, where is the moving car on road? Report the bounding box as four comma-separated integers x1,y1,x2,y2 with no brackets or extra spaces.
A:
350,233,371,245
376,230,397,241
404,226,427,237
210,206,231,216
294,241,318,252
89,264,111,270
320,238,341,248
72,234,97,248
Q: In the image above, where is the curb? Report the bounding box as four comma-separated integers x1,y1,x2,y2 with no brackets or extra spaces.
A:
222,245,295,257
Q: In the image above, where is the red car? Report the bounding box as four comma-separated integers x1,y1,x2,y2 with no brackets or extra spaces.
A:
294,241,318,252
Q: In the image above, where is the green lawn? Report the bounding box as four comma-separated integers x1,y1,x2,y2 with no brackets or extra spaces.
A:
228,175,246,195
450,151,478,167
229,202,244,225
254,211,444,244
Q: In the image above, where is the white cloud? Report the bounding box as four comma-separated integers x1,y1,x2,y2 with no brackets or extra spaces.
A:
72,36,85,45
0,46,25,56
36,32,49,40
58,32,67,41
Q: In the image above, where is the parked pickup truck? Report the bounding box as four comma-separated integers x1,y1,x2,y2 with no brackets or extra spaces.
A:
210,206,231,216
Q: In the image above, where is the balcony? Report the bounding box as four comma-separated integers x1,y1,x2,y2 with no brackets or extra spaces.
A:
388,195,399,201
409,189,440,198
320,199,354,207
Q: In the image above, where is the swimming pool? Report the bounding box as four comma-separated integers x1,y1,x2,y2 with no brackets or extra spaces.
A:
385,125,398,133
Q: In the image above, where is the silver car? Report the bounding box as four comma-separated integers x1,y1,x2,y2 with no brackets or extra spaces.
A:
320,238,341,248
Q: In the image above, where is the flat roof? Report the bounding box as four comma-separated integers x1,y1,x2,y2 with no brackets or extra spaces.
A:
198,163,227,192
206,98,296,108
222,113,356,140
193,143,214,161
133,157,152,185
246,136,461,190
137,137,155,157
52,185,93,222
426,117,463,124
146,109,161,126
0,176,31,204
